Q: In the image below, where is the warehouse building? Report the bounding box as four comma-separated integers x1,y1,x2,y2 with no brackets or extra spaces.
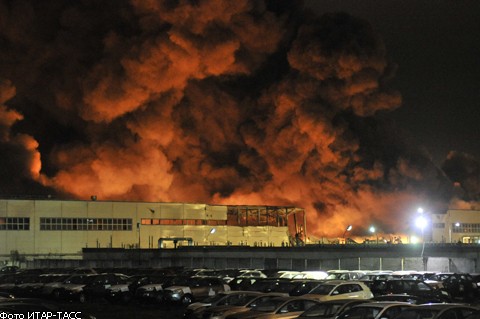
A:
0,198,306,262
432,209,480,244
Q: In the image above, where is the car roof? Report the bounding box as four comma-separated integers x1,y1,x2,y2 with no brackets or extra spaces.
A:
317,298,371,304
412,303,477,310
352,301,413,308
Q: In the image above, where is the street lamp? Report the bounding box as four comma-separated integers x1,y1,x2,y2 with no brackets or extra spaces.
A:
205,227,216,245
343,225,352,244
415,212,428,257
369,226,378,244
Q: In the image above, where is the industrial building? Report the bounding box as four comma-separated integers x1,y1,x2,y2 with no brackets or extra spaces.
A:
0,198,306,262
431,209,480,244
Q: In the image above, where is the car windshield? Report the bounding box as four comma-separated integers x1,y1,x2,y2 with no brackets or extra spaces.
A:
202,293,227,304
249,298,287,312
326,273,350,280
309,284,335,295
300,303,342,317
393,309,439,319
65,275,93,284
338,307,380,319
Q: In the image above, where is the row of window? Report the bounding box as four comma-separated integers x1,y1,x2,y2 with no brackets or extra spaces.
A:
39,218,133,231
433,222,480,234
1,215,288,230
451,223,480,233
0,217,30,230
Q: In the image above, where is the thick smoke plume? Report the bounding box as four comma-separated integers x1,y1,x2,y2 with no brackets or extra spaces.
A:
0,0,474,237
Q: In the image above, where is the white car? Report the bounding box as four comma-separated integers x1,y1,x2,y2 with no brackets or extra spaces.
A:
305,280,374,302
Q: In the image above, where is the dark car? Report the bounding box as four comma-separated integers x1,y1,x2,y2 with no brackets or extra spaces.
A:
373,293,446,304
289,280,324,296
163,276,230,305
336,302,414,319
296,299,371,319
53,274,98,302
81,273,131,302
430,273,478,302
392,303,478,319
183,290,262,319
199,292,289,319
0,266,19,275
135,275,190,303
370,279,451,302
247,278,299,294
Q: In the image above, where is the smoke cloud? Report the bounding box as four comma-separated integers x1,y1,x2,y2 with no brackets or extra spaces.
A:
0,0,474,237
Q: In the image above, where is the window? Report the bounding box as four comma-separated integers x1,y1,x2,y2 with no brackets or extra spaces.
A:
0,217,30,231
39,217,132,231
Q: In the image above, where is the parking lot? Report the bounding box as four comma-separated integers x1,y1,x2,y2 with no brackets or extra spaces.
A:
2,267,480,319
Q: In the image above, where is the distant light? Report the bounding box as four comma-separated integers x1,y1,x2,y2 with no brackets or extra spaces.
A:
454,222,460,227
415,215,427,230
209,228,216,234
411,236,419,244
369,226,376,233
417,207,424,214
346,225,352,231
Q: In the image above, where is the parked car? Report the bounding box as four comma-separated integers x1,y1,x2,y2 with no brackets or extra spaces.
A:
358,272,394,288
296,299,371,319
198,292,289,319
135,275,188,303
392,303,479,319
326,270,366,281
52,274,98,302
229,278,261,291
184,291,262,319
336,301,414,319
370,279,451,302
38,274,72,298
429,273,478,302
247,278,299,294
305,280,374,301
223,296,320,319
292,271,328,280
163,276,230,305
373,293,446,304
0,292,15,299
0,266,19,275
289,280,324,296
81,273,131,302
14,273,69,298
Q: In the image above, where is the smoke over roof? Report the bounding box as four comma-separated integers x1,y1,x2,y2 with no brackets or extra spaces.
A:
0,0,477,237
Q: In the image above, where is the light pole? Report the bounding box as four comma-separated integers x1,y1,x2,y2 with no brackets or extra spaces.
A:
205,227,216,245
343,225,352,244
415,212,427,257
369,226,378,244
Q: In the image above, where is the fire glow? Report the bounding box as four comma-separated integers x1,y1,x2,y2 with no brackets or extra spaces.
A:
0,1,478,239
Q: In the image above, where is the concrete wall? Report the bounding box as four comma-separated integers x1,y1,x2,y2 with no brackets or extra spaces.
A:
28,244,480,273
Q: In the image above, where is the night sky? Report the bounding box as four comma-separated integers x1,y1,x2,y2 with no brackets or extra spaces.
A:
307,0,480,164
0,0,479,237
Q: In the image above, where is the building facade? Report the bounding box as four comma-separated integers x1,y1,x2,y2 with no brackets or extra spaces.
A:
432,209,480,243
0,199,305,262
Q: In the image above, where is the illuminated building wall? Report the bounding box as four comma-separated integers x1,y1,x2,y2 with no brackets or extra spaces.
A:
0,199,304,260
431,209,480,244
